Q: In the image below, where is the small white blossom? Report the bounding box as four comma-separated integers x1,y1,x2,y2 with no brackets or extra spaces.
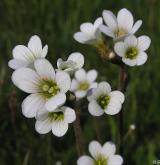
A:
130,124,136,130
35,106,76,137
11,59,71,118
74,17,103,45
57,52,84,74
100,8,142,40
87,82,124,116
55,161,62,165
114,35,151,66
70,69,98,99
77,141,123,165
8,35,48,70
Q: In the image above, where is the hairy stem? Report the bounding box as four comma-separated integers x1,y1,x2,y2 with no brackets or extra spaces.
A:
118,65,129,155
73,101,85,156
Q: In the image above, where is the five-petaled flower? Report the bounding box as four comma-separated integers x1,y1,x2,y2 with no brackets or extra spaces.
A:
35,106,76,137
74,17,103,45
114,35,151,66
87,82,124,116
11,59,71,118
57,52,84,74
70,69,98,99
8,35,48,70
100,8,142,41
77,140,123,165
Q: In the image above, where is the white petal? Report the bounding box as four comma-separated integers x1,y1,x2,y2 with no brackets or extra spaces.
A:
109,91,125,103
97,82,111,94
117,8,133,31
22,94,45,118
94,17,103,29
100,25,115,38
45,93,66,111
122,58,137,66
87,70,97,82
36,108,48,121
102,10,117,30
130,20,142,34
75,69,86,82
90,82,98,89
57,58,63,68
88,100,104,116
108,155,123,165
80,23,94,34
136,52,148,65
89,141,102,159
52,121,68,137
28,35,43,57
75,90,87,98
77,156,94,165
13,45,34,62
8,59,28,70
56,71,71,93
70,79,78,91
11,68,40,93
137,36,151,51
34,59,55,79
105,100,122,115
124,35,137,47
63,107,76,123
68,52,84,69
42,45,48,57
114,42,126,57
101,142,116,158
35,118,52,134
74,32,91,44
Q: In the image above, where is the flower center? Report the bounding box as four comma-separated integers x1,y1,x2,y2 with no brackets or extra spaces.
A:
125,47,138,59
48,111,64,121
97,95,110,109
59,61,77,71
78,82,90,91
40,80,60,98
115,28,127,38
94,156,107,165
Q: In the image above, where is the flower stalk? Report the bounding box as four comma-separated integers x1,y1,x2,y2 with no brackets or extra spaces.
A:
73,101,85,156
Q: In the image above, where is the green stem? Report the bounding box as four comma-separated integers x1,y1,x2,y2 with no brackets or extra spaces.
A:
73,101,85,156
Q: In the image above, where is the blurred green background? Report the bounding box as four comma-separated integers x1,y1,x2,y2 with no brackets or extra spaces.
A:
0,0,159,164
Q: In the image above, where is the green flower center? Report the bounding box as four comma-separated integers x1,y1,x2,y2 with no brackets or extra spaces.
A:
94,156,107,165
48,111,64,121
40,79,60,98
59,61,76,71
78,82,90,91
97,95,110,109
125,47,138,59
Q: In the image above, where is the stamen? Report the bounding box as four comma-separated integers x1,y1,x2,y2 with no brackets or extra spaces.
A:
125,47,138,59
48,112,64,121
97,95,110,109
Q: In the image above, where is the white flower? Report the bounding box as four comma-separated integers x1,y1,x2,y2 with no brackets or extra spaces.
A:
100,8,142,40
11,59,71,118
74,17,103,45
87,82,124,116
77,141,123,165
57,52,84,74
35,106,76,137
70,69,98,99
55,161,62,165
130,124,136,130
114,35,151,66
8,35,48,70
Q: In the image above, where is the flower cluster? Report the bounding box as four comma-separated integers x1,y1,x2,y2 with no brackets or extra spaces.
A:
74,8,151,66
9,35,85,137
9,7,150,164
